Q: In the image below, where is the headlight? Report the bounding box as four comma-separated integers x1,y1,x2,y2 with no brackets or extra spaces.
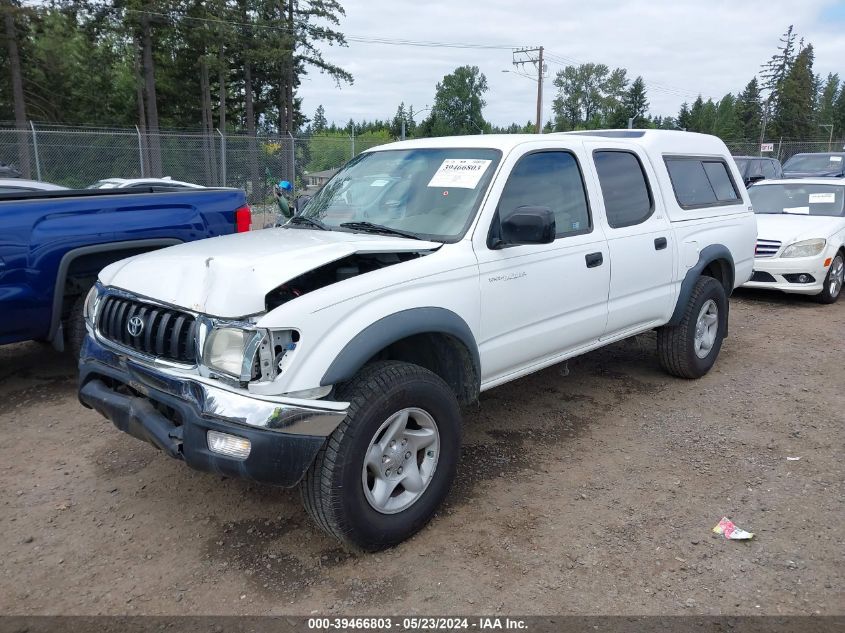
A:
83,285,99,326
781,238,826,258
202,327,262,379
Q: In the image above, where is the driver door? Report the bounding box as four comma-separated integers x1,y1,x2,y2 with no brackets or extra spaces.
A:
474,145,610,386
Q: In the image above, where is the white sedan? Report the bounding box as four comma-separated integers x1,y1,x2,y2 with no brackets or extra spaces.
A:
0,178,67,193
744,177,845,303
87,177,204,190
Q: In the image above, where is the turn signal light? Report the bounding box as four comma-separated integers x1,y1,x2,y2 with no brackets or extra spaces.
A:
824,257,832,267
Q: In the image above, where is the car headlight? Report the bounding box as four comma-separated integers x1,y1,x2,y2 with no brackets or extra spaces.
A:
781,238,826,258
202,327,262,380
83,285,99,326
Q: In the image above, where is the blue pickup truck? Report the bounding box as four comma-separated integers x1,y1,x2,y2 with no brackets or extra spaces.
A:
0,187,250,355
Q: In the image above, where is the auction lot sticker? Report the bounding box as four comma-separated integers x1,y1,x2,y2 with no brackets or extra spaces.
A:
428,159,492,189
809,192,836,204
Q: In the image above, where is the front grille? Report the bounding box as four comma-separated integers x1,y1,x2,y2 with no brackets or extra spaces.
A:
97,295,197,364
755,239,781,258
750,271,777,283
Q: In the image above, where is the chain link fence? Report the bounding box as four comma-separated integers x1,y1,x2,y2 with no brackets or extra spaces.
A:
724,137,845,162
3,123,844,204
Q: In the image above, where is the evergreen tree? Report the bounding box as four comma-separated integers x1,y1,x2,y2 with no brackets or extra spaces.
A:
773,43,815,138
676,102,691,130
760,25,797,99
688,96,705,132
734,78,763,139
390,102,413,139
713,94,738,139
623,76,649,126
312,104,328,134
817,73,840,127
834,86,845,138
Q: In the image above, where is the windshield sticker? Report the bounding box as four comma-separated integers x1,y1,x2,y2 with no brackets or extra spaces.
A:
370,179,390,187
783,206,810,214
428,159,492,189
809,192,836,204
830,156,842,162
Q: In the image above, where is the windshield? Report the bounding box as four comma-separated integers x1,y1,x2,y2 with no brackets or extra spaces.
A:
733,158,749,175
749,183,845,217
298,148,501,241
783,153,844,172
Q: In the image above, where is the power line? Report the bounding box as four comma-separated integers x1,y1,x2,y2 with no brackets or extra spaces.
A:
16,1,710,103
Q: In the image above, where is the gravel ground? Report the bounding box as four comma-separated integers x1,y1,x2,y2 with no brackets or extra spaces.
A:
1,289,842,616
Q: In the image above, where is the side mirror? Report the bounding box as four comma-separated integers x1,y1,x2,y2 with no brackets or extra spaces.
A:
498,206,556,247
747,175,765,185
294,195,311,215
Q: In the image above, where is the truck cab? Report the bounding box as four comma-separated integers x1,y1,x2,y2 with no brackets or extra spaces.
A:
78,130,756,550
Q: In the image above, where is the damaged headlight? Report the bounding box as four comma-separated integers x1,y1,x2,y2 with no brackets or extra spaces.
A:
202,325,300,383
203,327,263,380
83,284,100,327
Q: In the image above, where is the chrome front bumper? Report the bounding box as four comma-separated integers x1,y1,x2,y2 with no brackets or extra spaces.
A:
78,335,348,486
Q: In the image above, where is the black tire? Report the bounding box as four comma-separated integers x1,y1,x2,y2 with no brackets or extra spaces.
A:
66,290,89,359
657,276,727,379
300,361,462,551
813,252,844,304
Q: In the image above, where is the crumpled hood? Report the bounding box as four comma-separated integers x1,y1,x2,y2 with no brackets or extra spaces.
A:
755,213,844,244
99,228,439,317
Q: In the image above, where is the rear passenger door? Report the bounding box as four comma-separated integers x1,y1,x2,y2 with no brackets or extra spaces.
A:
585,145,674,336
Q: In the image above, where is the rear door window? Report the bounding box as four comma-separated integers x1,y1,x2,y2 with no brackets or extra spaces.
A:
665,157,741,209
593,150,653,228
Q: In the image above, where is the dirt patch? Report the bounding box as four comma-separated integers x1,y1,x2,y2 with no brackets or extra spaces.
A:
0,291,843,616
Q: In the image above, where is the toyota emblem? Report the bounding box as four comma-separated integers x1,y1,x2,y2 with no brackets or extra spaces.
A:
127,315,144,337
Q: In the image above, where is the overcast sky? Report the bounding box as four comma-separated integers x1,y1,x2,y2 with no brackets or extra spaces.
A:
299,0,845,129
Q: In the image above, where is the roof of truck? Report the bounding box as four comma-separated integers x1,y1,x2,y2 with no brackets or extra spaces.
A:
367,129,730,155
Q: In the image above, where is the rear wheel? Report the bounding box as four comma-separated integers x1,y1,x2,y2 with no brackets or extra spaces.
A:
814,253,843,304
300,361,462,551
657,276,727,379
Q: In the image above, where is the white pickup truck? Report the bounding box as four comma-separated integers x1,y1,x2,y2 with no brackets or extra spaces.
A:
78,130,756,550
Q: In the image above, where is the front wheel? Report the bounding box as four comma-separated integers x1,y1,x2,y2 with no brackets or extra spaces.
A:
657,276,728,379
300,361,462,551
814,253,844,304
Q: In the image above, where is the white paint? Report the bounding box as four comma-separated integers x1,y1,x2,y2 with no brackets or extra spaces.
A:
97,130,757,397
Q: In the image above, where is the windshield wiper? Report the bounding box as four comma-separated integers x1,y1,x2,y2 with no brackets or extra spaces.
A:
339,221,422,240
287,215,329,230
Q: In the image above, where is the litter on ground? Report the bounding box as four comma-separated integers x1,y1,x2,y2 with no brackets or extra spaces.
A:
713,517,754,540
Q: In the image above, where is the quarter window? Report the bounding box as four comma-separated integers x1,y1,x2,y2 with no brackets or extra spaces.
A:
665,157,740,208
497,151,591,238
593,151,653,228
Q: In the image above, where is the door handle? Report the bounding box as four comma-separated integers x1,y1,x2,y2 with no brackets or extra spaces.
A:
654,237,668,250
585,252,603,268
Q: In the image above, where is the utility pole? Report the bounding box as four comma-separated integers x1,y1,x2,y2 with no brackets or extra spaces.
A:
819,124,834,152
512,46,545,133
758,109,768,156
